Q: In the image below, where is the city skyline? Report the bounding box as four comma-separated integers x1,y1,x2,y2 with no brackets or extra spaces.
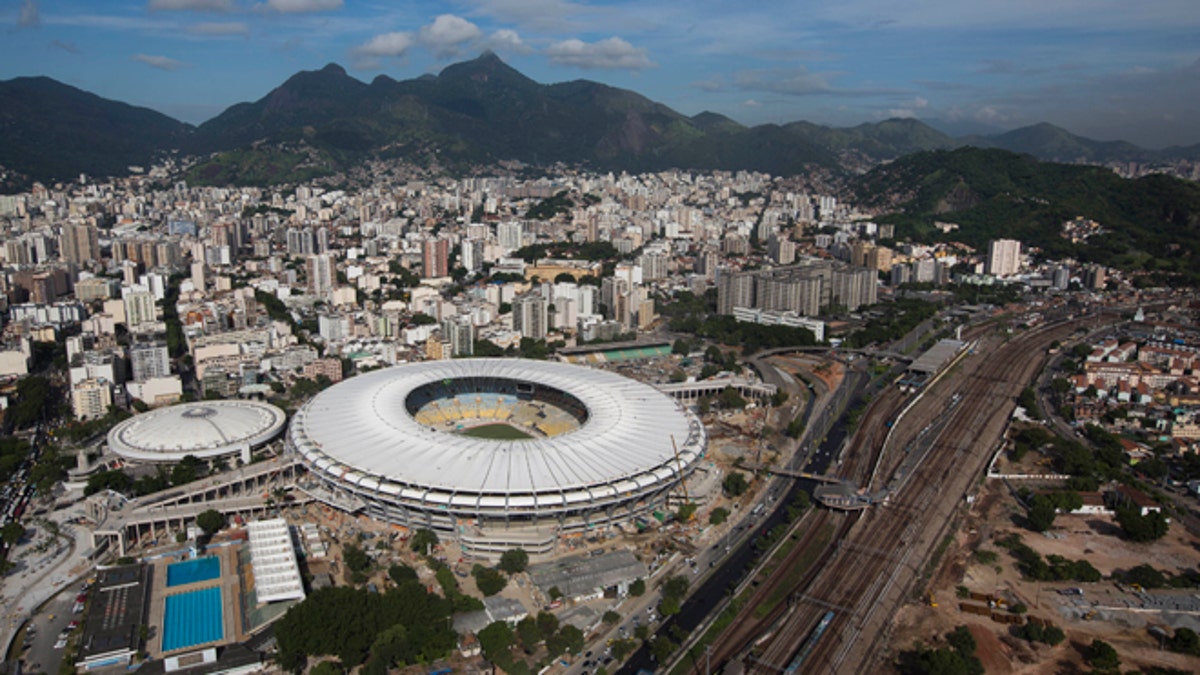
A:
2,0,1199,149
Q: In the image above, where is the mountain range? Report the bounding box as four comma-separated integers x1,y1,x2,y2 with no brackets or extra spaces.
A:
1,52,1198,189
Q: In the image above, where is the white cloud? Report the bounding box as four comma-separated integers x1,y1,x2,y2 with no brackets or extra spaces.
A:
545,36,653,70
352,31,415,69
418,14,483,58
262,0,343,12
18,0,39,27
483,29,533,55
187,21,249,36
743,99,761,107
133,54,187,71
148,0,233,11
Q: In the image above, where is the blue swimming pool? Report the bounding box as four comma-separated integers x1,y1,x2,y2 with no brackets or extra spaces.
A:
166,556,220,587
161,587,224,652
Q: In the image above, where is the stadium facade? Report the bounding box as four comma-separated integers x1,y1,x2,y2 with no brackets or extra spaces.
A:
287,358,706,554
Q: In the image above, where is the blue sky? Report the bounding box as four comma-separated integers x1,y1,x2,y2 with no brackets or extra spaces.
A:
4,0,1199,148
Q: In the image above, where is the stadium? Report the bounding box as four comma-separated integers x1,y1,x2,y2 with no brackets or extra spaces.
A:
107,400,287,465
287,358,706,554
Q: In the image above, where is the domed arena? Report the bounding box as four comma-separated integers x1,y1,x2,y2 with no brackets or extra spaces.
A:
107,400,287,465
287,358,706,554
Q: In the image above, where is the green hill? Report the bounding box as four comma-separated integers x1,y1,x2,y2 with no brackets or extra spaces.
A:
0,76,192,186
853,147,1200,281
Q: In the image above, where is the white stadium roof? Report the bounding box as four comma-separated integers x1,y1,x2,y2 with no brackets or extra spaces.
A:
289,359,699,496
107,400,287,463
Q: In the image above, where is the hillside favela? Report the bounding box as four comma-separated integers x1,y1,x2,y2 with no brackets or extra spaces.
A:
1,2,1200,675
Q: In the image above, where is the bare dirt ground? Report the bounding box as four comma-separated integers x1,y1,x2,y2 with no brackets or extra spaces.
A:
885,478,1200,673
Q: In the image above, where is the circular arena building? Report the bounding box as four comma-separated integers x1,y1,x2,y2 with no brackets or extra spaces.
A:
107,400,287,465
288,358,707,554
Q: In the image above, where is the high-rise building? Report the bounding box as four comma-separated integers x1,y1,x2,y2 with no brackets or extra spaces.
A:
123,290,158,327
1052,265,1071,290
719,261,876,317
443,315,475,357
460,238,485,273
717,271,757,314
129,342,171,382
71,378,113,420
512,292,548,340
59,222,100,264
639,249,670,280
306,254,334,296
987,239,1022,277
768,234,796,265
422,237,450,279
287,228,315,257
191,261,206,291
497,221,523,252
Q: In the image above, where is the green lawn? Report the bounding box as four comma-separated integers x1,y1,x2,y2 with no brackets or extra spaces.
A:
458,424,534,440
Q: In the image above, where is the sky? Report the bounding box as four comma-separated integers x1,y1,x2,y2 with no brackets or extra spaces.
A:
3,0,1199,148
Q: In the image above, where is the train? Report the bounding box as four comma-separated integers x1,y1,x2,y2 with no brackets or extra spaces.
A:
784,611,835,674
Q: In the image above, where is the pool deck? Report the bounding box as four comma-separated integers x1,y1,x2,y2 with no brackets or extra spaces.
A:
148,545,245,658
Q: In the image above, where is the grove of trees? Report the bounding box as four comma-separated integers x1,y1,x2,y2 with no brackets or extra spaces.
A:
275,584,456,672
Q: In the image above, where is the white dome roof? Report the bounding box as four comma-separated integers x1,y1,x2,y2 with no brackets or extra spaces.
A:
289,358,702,496
108,400,287,462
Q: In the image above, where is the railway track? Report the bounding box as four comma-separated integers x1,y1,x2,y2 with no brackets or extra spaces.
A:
698,371,905,671
741,317,1104,674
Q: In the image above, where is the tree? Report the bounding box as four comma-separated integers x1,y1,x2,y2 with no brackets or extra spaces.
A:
709,507,730,525
535,611,559,637
171,454,205,486
388,563,417,585
515,616,543,652
195,509,224,536
478,621,515,663
1041,625,1065,646
1,522,24,546
548,585,563,600
558,625,584,655
498,548,529,575
717,386,746,409
310,661,343,675
628,578,645,597
1167,627,1200,656
343,544,372,575
473,566,508,597
1026,494,1058,532
410,528,439,554
1115,506,1169,542
722,471,749,497
675,502,697,522
1122,564,1167,589
660,575,689,615
649,636,677,663
602,610,621,625
786,416,805,439
1086,639,1120,672
945,625,976,656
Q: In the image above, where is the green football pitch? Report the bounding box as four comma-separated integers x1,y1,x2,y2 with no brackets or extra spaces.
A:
458,423,534,440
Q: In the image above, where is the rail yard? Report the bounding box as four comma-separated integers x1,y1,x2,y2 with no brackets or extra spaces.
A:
701,314,1114,675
